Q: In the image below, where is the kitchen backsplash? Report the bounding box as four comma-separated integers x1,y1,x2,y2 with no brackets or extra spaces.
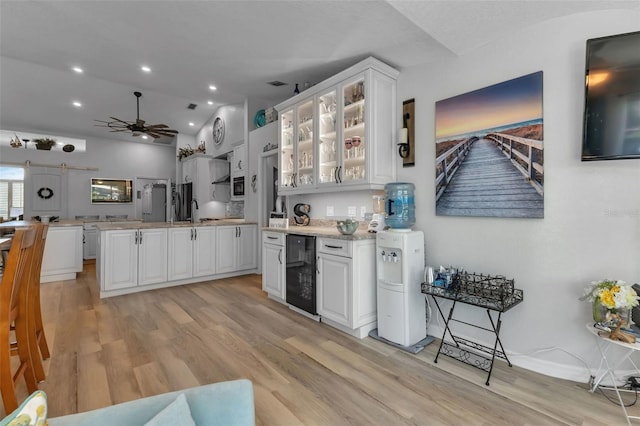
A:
227,200,244,218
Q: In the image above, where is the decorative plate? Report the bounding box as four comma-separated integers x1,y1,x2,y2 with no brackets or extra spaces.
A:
254,109,266,128
213,116,225,146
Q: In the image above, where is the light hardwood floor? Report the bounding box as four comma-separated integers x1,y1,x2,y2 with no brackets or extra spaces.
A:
3,263,635,424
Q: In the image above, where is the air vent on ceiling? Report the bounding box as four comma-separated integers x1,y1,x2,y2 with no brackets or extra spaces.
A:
187,103,197,110
267,81,287,87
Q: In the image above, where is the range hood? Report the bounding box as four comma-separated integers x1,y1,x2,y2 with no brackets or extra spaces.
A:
212,174,230,184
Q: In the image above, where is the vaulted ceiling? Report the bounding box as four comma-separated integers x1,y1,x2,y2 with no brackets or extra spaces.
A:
1,1,637,145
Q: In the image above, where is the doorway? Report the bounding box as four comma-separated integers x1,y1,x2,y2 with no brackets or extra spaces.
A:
135,177,170,222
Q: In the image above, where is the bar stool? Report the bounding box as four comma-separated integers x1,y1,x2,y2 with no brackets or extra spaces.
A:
0,226,39,414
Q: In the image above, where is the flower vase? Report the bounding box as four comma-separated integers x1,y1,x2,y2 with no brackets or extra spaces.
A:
592,299,631,328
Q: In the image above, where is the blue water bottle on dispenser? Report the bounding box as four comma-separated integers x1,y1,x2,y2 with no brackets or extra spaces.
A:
384,182,415,230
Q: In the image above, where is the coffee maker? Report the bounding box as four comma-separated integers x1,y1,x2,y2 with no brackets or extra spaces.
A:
368,195,386,232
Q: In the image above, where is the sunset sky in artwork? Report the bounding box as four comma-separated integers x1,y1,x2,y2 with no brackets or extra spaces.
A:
435,72,543,140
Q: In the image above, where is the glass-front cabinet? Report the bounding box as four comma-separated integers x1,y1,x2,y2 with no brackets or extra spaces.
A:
277,57,398,195
318,90,337,186
340,78,366,185
279,109,294,191
296,100,314,190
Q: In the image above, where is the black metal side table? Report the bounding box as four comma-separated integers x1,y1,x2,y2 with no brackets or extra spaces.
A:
421,273,524,385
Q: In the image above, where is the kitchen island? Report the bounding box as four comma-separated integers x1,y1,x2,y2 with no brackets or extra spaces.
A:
0,220,85,283
96,219,258,298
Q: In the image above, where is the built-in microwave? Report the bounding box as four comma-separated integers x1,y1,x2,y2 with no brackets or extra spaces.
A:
233,176,245,198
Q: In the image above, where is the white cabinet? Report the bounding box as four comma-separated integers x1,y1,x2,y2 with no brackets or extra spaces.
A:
182,155,213,205
316,237,377,338
216,225,257,274
41,225,83,283
262,231,285,301
230,144,246,201
277,57,398,194
168,226,217,281
231,144,246,175
102,228,168,291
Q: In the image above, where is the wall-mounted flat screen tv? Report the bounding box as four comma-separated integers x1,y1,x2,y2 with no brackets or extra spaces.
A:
582,30,640,161
91,178,133,203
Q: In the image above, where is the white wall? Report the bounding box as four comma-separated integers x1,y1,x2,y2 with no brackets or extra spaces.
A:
397,10,640,380
194,104,245,157
1,135,177,219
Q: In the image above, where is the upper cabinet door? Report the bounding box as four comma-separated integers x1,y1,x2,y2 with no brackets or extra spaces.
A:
279,108,295,193
340,77,366,185
296,99,314,190
317,90,338,187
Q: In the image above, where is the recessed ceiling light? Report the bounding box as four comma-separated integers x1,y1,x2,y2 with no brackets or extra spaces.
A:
209,85,217,91
72,101,82,107
188,122,195,127
141,65,152,73
207,100,214,105
141,135,149,140
72,66,83,74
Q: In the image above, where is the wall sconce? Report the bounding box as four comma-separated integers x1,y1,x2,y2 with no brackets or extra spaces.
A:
399,99,415,167
398,125,410,158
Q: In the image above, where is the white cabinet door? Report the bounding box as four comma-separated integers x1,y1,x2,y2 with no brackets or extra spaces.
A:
236,225,257,271
182,155,213,205
216,225,257,274
168,227,194,281
216,226,237,274
262,242,285,299
193,226,216,277
41,226,83,277
232,145,246,174
317,253,352,327
138,228,168,286
182,157,196,184
103,230,138,291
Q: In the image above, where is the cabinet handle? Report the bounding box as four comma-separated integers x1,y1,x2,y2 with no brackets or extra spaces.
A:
238,160,242,170
139,231,143,245
134,230,139,245
267,236,277,240
190,229,193,240
83,234,85,244
333,167,339,184
325,244,343,249
194,229,197,240
337,166,343,183
278,248,282,264
238,227,241,237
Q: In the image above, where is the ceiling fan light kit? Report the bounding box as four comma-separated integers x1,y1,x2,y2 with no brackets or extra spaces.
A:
95,91,179,139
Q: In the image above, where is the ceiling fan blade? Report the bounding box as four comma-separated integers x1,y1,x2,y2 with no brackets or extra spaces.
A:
110,117,133,125
145,123,169,129
145,132,163,139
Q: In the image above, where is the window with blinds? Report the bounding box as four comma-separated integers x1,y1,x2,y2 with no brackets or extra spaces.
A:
0,166,25,220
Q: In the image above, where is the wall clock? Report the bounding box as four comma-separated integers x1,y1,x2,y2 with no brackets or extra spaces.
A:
213,116,225,146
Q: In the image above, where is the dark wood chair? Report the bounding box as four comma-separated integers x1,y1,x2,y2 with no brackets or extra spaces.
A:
0,226,39,414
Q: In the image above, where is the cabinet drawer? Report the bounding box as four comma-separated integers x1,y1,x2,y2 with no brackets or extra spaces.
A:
317,237,352,257
262,231,285,246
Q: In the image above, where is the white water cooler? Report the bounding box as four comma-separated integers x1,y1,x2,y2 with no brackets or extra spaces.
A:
376,230,426,347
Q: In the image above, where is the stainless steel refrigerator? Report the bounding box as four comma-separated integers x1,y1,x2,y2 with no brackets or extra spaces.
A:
174,182,193,222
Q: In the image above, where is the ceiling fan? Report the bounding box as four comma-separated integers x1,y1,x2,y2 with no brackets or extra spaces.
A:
95,91,179,139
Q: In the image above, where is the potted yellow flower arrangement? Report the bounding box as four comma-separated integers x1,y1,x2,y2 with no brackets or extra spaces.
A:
581,279,639,330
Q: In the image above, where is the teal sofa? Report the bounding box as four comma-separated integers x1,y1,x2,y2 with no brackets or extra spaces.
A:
47,379,254,426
